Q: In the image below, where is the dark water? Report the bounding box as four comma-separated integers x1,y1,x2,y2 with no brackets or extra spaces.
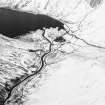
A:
54,36,66,42
0,8,64,38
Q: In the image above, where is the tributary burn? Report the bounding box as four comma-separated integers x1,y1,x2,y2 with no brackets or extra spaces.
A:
0,5,102,105
0,7,72,105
